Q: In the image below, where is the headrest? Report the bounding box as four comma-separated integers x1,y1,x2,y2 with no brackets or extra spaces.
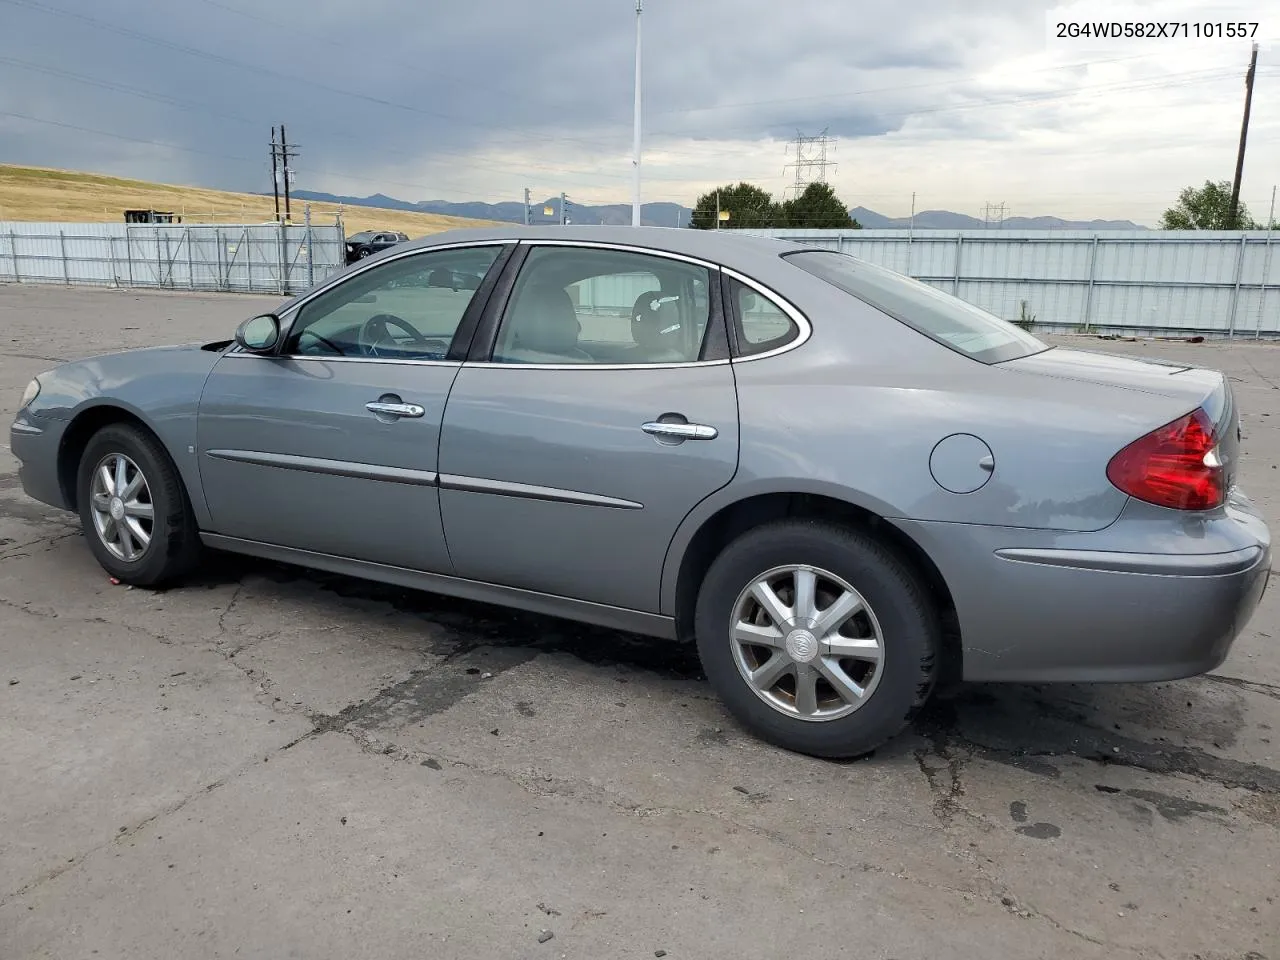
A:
631,290,682,347
514,283,581,354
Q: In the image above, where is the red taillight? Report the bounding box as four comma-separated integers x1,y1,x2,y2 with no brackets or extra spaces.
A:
1106,408,1224,511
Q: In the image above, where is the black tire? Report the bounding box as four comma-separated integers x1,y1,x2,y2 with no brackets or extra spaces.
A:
76,423,201,588
694,519,939,759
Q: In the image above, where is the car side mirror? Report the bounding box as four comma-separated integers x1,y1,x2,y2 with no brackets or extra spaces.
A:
235,313,281,353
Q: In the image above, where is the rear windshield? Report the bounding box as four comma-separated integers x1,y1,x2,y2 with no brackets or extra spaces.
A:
783,249,1047,364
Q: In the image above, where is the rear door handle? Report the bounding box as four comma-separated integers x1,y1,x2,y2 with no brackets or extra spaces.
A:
366,400,425,419
642,421,718,441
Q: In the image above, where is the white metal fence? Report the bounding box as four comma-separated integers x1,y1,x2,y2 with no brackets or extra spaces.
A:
0,221,346,296
743,228,1280,338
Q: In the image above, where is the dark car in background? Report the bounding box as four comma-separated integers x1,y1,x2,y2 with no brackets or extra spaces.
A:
345,230,409,264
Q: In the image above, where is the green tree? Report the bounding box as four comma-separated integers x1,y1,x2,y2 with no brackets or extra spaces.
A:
688,182,779,229
1159,180,1259,230
777,182,859,229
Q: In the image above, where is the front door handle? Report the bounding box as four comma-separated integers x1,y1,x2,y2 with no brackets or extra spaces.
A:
642,421,718,441
366,400,425,419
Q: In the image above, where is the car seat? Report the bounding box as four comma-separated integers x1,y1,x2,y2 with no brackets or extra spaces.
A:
499,283,592,363
628,290,688,363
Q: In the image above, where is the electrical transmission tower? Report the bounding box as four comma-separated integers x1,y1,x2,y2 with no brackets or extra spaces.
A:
981,201,1008,229
784,128,836,200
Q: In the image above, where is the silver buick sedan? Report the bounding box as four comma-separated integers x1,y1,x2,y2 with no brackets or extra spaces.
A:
10,226,1271,758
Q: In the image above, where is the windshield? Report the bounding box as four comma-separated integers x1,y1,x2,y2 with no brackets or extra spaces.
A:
348,231,376,242
783,249,1047,364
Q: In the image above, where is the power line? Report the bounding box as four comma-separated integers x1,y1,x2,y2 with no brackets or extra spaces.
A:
0,57,699,189
0,0,627,155
0,109,256,164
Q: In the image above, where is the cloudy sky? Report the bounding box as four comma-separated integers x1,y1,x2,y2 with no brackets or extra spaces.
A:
2,0,1278,224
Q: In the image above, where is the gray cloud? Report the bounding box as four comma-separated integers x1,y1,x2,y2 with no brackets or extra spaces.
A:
1,0,1089,205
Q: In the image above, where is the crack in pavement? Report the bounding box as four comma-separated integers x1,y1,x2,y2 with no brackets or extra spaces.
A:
0,350,68,363
915,695,1280,796
0,594,176,646
309,725,1154,957
1205,672,1280,703
0,531,81,563
0,748,278,908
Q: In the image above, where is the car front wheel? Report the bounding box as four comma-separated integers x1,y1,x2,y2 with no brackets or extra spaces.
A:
694,520,939,758
76,423,201,587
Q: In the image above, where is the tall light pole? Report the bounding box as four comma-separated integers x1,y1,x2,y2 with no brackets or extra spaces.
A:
631,0,643,227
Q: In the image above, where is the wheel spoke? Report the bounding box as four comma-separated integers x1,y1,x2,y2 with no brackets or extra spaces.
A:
97,463,115,497
824,634,881,662
793,664,819,716
749,580,791,626
123,501,153,520
121,471,145,502
124,516,151,548
94,512,114,542
113,456,128,496
92,492,112,511
792,568,817,624
812,590,863,639
732,620,785,651
118,523,136,560
816,658,866,704
749,653,793,691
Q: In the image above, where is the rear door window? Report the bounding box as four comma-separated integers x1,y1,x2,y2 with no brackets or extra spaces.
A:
783,249,1047,364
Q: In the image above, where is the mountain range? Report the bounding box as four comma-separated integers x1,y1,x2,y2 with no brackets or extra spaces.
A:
285,189,1147,232
848,206,1146,231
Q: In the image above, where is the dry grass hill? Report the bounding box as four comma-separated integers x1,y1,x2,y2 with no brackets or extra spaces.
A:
0,163,497,236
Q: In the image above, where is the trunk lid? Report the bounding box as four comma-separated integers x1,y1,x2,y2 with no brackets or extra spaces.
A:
1001,346,1241,492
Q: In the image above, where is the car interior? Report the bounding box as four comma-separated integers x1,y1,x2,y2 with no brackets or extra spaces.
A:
492,252,711,365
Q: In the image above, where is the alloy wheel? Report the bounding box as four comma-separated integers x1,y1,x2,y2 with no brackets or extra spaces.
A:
729,564,884,721
89,453,155,562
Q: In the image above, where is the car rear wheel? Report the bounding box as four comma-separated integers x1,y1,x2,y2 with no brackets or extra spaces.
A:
76,423,201,587
694,520,939,758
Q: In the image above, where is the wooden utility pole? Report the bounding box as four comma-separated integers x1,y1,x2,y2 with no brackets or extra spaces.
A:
269,126,280,223
1228,42,1259,230
280,124,294,223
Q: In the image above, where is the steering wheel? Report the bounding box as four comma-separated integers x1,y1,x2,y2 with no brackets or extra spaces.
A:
297,328,345,355
357,313,449,359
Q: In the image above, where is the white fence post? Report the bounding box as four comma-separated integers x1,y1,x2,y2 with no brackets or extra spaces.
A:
952,235,963,295
1228,233,1248,338
59,229,69,284
7,230,18,282
305,203,314,288
1082,235,1100,332
1256,228,1274,339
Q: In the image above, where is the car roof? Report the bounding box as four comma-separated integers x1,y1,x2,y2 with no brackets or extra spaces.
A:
404,225,821,272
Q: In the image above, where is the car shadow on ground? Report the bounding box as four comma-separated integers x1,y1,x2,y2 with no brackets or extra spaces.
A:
183,550,1280,804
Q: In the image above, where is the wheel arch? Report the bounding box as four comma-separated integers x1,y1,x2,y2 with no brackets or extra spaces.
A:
57,402,173,512
663,485,962,685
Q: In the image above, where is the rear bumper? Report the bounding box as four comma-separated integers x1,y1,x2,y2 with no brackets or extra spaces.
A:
894,492,1272,683
10,411,72,511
